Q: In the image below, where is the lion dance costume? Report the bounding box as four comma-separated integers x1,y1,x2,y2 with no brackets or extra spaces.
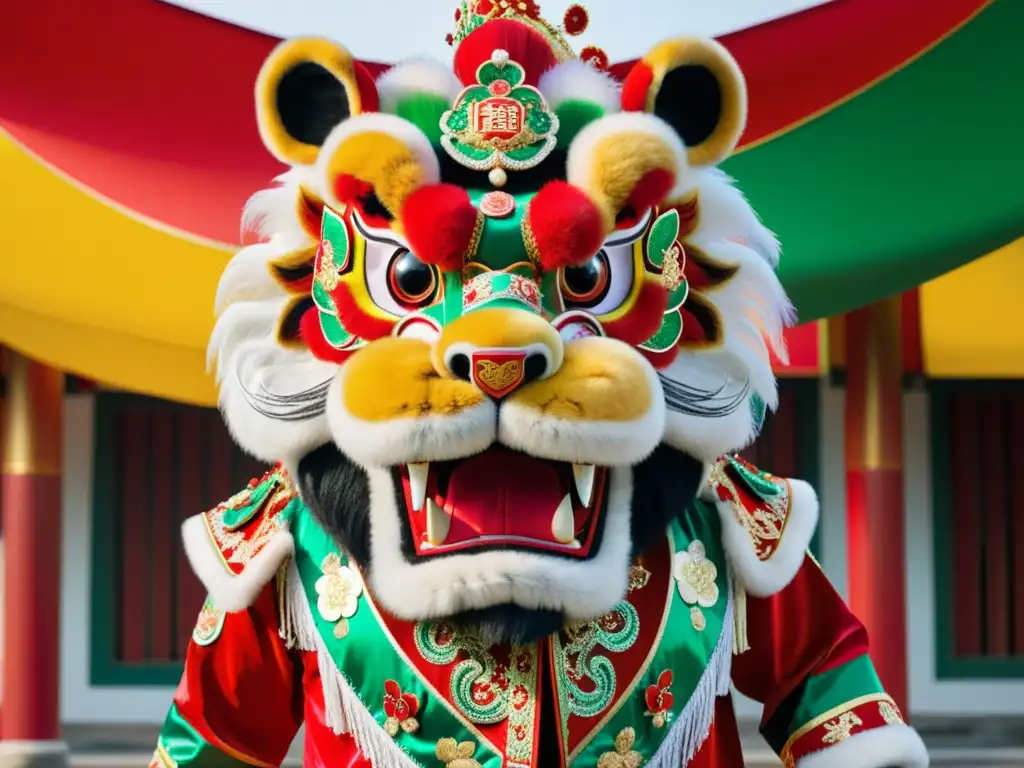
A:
153,3,929,766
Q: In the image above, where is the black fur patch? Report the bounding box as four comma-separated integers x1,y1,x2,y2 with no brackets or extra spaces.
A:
295,443,371,565
449,605,564,646
629,443,704,555
276,61,351,148
653,64,722,149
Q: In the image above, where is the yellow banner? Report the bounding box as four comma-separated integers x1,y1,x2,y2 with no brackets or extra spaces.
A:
920,238,1024,378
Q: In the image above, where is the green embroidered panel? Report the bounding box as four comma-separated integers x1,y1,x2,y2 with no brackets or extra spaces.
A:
290,498,734,767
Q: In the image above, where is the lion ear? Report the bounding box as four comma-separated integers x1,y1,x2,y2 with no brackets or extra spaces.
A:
256,37,380,166
621,38,747,167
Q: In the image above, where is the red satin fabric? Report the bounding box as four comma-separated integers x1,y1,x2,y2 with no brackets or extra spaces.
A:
732,558,869,730
689,696,747,767
172,585,302,765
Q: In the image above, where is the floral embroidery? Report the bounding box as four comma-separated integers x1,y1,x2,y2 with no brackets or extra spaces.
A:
435,738,483,768
559,602,640,718
879,700,904,726
709,456,792,561
191,596,225,646
628,562,651,592
416,623,538,765
315,554,363,638
383,679,421,736
597,727,642,768
674,539,719,630
821,711,863,745
644,670,675,728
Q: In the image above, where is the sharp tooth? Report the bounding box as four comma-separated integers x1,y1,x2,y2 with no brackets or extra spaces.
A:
408,463,429,511
573,464,596,507
551,493,576,544
426,498,451,545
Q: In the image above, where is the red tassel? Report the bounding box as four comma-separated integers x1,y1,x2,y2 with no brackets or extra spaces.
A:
331,282,396,341
400,184,479,273
603,279,668,346
454,18,559,86
627,168,676,213
526,181,607,272
621,61,655,112
299,307,358,364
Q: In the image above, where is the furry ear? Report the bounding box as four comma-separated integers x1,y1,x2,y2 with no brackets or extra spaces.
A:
621,38,747,167
256,37,380,166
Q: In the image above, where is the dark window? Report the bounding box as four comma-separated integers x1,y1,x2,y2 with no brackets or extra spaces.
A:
90,392,265,685
932,381,1024,679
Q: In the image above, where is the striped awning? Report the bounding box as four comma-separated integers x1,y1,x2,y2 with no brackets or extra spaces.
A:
0,0,1018,404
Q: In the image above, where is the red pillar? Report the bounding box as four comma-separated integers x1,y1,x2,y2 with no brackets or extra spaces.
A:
844,297,909,716
1,350,68,766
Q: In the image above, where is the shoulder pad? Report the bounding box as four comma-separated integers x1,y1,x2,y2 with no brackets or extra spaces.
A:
703,455,818,596
181,465,302,612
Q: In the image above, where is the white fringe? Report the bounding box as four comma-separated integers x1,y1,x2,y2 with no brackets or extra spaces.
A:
278,559,418,768
648,584,735,767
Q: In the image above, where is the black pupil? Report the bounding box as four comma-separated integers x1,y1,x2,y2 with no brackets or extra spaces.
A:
392,250,433,299
563,256,602,296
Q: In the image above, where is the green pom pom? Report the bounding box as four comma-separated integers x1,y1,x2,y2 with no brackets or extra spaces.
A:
395,94,451,144
554,99,605,149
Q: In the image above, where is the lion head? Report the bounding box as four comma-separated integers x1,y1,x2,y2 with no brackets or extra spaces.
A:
210,5,792,641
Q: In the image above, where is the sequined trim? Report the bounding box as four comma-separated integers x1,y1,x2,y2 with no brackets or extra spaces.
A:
191,596,225,647
709,456,793,561
780,694,902,767
558,602,640,718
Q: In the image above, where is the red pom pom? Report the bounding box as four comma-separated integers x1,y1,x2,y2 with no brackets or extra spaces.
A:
526,181,607,272
331,282,396,341
580,46,609,71
299,307,358,364
563,4,589,35
621,60,655,111
603,279,668,346
400,184,480,273
454,18,558,86
627,168,676,213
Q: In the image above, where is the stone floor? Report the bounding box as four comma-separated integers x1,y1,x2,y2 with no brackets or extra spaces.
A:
59,716,1024,766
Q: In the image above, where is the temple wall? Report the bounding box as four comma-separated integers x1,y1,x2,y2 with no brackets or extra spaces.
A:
11,387,1017,724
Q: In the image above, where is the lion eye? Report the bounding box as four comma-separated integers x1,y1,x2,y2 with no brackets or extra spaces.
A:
388,249,438,309
560,252,610,307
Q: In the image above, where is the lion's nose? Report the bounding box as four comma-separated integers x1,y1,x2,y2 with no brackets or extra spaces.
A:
434,308,564,399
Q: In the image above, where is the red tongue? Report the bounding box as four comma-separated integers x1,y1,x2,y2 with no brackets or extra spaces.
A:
444,448,563,542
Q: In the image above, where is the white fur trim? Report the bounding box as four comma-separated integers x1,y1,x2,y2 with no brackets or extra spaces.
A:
181,515,294,613
242,165,323,243
797,724,929,768
683,167,781,267
376,58,462,113
315,112,439,208
715,478,818,597
216,337,334,465
566,111,695,203
660,349,760,462
326,366,498,467
214,240,290,315
498,338,666,467
538,59,621,114
365,465,634,623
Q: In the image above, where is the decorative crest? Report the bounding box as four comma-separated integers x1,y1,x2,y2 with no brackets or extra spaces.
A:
440,49,560,172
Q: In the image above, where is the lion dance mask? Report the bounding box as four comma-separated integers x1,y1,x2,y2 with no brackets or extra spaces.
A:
153,4,929,767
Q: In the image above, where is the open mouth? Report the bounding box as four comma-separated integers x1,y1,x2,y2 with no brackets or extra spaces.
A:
396,447,608,558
